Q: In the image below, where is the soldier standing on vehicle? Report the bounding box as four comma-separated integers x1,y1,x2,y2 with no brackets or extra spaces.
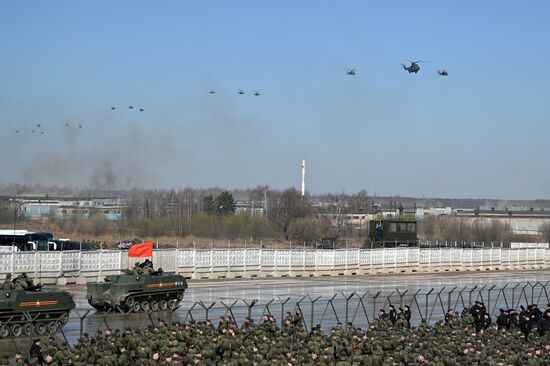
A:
131,263,143,275
2,274,15,290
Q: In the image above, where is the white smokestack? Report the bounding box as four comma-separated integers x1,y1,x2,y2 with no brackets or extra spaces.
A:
301,159,306,197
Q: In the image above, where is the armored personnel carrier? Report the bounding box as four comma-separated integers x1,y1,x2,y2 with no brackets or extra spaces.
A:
87,271,188,312
0,285,75,338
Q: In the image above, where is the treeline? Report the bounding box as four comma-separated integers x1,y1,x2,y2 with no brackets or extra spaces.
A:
2,184,550,246
13,186,337,244
417,216,543,244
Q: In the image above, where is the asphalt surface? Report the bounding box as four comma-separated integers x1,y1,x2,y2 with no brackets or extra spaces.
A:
3,269,550,357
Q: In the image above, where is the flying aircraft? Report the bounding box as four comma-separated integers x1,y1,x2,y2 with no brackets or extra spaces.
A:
36,123,41,128
65,123,69,127
78,124,82,128
346,69,356,76
32,130,35,133
402,60,422,74
15,130,18,133
111,107,116,110
437,70,449,76
139,108,144,112
208,90,216,94
253,91,261,96
129,105,134,109
238,90,245,95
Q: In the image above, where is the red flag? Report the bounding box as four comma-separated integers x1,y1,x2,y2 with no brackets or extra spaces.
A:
128,241,153,257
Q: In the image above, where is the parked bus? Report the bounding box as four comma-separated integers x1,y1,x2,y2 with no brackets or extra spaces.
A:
0,230,56,251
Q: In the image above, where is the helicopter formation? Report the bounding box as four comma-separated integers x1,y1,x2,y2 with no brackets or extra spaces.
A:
13,58,448,135
346,60,448,77
15,122,83,135
115,105,145,111
208,89,261,96
14,104,146,135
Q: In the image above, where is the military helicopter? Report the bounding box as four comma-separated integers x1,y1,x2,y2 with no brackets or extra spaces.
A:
139,108,144,112
253,91,261,96
437,70,449,76
208,89,216,94
401,60,422,74
346,69,356,76
129,105,134,109
238,89,245,95
78,124,82,128
111,107,116,110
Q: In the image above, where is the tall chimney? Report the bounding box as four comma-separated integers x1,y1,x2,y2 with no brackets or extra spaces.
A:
301,159,306,198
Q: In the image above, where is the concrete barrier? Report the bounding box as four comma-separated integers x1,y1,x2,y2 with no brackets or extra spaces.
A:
0,247,548,283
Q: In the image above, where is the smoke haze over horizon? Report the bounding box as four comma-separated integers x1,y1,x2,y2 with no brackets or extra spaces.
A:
1,1,550,200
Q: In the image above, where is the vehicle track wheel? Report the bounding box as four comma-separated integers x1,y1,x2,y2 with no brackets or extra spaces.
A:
168,299,178,310
0,325,9,338
159,300,168,311
132,303,141,312
47,322,59,334
141,301,150,312
23,323,33,336
59,313,69,325
35,323,46,335
10,324,23,337
176,292,184,300
150,300,159,312
125,297,135,308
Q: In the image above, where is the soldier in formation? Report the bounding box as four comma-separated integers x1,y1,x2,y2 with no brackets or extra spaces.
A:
10,303,550,365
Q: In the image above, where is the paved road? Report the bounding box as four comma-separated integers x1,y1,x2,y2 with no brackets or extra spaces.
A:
3,269,550,357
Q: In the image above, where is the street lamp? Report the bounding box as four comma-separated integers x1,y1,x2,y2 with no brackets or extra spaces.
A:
12,200,27,247
211,205,224,247
359,215,366,239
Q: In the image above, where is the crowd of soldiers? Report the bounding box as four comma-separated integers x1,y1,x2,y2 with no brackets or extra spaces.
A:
1,272,36,290
6,302,550,366
445,301,550,340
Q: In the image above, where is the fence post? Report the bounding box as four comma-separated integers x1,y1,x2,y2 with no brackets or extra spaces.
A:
98,251,102,282
227,248,230,276
33,252,38,279
332,250,336,272
244,248,247,274
210,249,214,276
59,251,63,277
11,251,15,275
78,250,82,277
259,248,263,275
302,248,306,273
314,247,318,274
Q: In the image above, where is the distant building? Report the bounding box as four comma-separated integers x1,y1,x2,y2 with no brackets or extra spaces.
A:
234,201,264,215
7,196,126,221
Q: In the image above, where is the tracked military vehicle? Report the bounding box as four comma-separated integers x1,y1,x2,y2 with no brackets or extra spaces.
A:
87,271,188,312
0,285,75,338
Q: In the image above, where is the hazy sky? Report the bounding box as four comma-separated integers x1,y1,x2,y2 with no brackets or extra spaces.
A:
1,1,549,199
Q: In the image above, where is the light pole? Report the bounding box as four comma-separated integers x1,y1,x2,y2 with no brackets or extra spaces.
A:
12,200,26,247
211,205,224,248
359,215,366,239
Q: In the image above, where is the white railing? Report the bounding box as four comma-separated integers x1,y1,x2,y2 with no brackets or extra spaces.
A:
0,247,548,281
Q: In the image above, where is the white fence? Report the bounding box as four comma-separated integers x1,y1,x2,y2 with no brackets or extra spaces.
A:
0,248,548,283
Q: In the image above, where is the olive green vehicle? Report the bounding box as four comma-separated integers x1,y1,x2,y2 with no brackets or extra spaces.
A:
87,272,188,312
0,286,75,338
367,217,418,246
